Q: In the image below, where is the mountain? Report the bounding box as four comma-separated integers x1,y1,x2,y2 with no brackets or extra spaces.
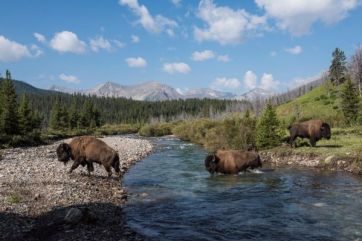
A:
0,78,55,95
235,88,275,101
85,81,183,101
183,88,236,99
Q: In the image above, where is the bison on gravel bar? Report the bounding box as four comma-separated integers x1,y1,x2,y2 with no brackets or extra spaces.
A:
204,150,262,174
288,119,331,147
56,136,121,177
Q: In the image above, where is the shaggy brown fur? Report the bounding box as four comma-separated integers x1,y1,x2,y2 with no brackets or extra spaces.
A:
56,136,120,177
288,119,331,147
204,150,262,174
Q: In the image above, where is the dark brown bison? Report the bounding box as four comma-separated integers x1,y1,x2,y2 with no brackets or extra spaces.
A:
204,150,262,174
56,136,120,177
288,119,331,147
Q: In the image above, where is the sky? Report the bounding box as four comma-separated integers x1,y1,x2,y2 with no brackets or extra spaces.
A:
0,0,362,95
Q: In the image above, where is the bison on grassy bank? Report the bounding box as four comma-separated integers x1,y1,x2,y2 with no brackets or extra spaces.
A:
56,136,121,177
288,119,331,147
205,150,262,174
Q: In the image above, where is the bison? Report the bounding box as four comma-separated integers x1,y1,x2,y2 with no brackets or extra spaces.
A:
204,150,262,174
288,119,331,147
56,136,121,177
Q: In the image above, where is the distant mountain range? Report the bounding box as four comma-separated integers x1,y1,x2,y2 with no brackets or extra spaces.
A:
49,81,275,101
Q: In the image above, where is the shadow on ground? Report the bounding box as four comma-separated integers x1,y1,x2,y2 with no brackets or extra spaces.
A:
0,203,144,241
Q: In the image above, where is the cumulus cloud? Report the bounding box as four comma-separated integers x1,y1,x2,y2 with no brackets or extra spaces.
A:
194,0,267,45
131,35,140,43
50,31,86,54
125,57,147,67
243,70,257,89
90,36,112,52
217,54,230,62
242,70,279,90
163,62,191,74
255,0,361,36
171,0,181,6
119,0,177,35
211,77,241,90
113,40,125,48
59,73,81,84
0,35,32,62
285,45,302,55
260,73,279,90
191,50,215,61
30,44,43,57
34,32,46,43
270,51,277,57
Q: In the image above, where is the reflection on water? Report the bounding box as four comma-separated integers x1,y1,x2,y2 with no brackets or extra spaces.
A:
124,137,362,241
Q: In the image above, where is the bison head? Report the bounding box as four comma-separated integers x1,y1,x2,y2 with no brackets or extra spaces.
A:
56,143,72,164
321,123,331,140
204,154,219,174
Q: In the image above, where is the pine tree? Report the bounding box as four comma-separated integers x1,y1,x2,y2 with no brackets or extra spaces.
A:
341,78,360,125
329,48,347,85
68,99,79,129
49,99,61,130
0,72,19,135
18,94,33,134
255,103,283,149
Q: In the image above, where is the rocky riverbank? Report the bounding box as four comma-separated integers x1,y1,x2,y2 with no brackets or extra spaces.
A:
0,136,153,241
260,146,362,175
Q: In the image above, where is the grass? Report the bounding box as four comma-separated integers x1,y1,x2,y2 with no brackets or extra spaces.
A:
7,193,21,204
276,83,345,127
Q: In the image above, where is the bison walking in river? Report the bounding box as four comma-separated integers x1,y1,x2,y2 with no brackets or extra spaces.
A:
204,150,262,174
56,136,121,177
288,119,331,147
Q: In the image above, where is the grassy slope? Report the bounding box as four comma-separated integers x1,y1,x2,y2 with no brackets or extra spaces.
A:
276,83,344,127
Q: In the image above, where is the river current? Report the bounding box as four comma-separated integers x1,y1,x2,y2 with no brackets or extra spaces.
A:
124,137,362,241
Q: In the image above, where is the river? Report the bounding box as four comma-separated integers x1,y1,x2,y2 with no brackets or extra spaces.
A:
124,137,362,241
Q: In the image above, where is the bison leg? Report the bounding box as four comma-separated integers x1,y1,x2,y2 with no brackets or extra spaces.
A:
309,138,317,147
104,166,112,178
289,135,297,148
69,160,81,174
87,162,94,175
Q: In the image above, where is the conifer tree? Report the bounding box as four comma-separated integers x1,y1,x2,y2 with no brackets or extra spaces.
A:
0,71,19,135
18,94,33,134
68,99,79,129
341,78,360,125
329,48,347,85
255,103,283,149
49,99,61,130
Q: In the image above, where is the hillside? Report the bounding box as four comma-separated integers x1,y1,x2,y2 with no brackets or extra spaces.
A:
276,82,344,126
0,78,57,96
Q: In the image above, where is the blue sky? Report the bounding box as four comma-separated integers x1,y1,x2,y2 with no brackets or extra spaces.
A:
0,0,362,94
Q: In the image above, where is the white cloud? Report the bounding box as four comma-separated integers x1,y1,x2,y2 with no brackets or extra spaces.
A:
113,40,125,48
59,73,81,84
243,70,257,89
285,45,302,55
217,54,230,62
50,31,86,54
119,0,177,35
194,0,267,45
125,57,147,68
0,35,32,62
34,32,46,43
171,0,181,6
192,50,215,61
131,35,140,43
260,73,279,90
90,36,112,52
163,62,191,74
255,0,361,36
30,44,43,57
211,77,241,90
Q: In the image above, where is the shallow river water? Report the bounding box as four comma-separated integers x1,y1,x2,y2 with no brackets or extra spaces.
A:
124,137,362,241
